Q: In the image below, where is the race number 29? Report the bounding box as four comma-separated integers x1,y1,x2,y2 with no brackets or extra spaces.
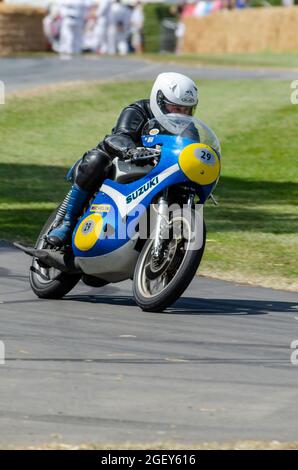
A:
0,341,5,365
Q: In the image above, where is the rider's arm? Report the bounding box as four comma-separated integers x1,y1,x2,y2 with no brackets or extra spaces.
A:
99,104,147,160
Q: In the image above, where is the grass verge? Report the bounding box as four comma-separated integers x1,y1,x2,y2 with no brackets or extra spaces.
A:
143,51,298,69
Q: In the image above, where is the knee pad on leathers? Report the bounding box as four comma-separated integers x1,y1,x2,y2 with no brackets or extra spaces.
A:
75,148,112,192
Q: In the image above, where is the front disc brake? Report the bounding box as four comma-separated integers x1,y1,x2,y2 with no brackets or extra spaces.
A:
145,239,177,280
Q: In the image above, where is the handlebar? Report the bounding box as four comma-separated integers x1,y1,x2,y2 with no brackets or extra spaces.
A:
126,147,161,165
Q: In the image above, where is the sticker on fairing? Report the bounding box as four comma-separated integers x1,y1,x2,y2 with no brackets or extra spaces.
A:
90,204,111,213
149,128,160,136
81,220,94,235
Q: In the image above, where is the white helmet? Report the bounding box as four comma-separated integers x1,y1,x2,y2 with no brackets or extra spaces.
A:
150,72,198,121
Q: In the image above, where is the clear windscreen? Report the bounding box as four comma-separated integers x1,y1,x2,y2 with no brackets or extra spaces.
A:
142,114,221,154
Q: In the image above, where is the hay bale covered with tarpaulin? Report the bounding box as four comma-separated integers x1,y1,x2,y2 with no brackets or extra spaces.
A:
0,4,46,55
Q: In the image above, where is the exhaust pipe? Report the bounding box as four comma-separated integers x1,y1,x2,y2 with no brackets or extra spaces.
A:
13,243,81,274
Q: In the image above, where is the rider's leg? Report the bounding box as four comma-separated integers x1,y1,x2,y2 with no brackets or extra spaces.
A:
47,148,112,247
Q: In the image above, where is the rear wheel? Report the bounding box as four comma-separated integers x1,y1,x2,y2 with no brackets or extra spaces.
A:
133,208,206,312
29,206,81,299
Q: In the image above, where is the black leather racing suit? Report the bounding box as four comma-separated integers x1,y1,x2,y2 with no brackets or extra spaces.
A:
74,99,154,193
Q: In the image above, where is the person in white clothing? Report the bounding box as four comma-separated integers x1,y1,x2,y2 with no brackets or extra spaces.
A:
107,0,131,55
58,0,89,57
43,3,62,53
91,0,112,54
130,1,144,54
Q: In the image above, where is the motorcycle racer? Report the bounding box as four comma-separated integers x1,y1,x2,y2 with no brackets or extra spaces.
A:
47,72,199,247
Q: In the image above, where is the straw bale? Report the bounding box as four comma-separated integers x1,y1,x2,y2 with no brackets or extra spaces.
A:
0,4,46,55
183,7,298,54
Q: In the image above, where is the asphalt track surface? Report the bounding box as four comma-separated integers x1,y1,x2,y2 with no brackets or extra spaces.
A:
0,243,298,446
1,55,298,94
0,56,298,446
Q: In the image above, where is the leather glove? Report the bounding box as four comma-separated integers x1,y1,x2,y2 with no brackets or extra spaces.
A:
125,148,151,166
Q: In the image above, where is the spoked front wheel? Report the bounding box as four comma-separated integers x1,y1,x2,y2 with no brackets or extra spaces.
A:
133,208,206,312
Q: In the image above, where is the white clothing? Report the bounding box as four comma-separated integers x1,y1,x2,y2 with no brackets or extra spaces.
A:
93,0,112,53
58,0,89,55
107,1,131,55
130,4,144,52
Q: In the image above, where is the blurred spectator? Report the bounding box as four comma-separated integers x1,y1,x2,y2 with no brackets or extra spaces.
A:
181,1,196,19
213,0,223,11
43,3,61,52
59,0,89,57
193,0,224,17
235,0,248,8
175,5,185,55
107,0,131,55
130,1,144,54
92,0,112,54
44,0,254,58
194,0,214,17
83,2,98,51
221,0,236,9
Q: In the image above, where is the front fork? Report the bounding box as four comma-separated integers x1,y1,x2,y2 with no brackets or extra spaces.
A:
152,190,195,260
152,190,169,260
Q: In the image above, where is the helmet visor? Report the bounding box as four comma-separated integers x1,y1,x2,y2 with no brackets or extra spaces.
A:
164,100,196,116
157,90,197,117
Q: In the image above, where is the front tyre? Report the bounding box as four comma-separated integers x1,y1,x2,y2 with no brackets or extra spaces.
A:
29,206,81,299
133,208,206,312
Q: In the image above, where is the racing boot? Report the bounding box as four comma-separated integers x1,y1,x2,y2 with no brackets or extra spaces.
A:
47,184,89,247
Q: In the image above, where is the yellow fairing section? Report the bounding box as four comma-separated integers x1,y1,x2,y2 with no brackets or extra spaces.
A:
178,143,220,185
74,214,103,251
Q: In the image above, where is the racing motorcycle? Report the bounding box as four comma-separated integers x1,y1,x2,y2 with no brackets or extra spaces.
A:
16,114,221,312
